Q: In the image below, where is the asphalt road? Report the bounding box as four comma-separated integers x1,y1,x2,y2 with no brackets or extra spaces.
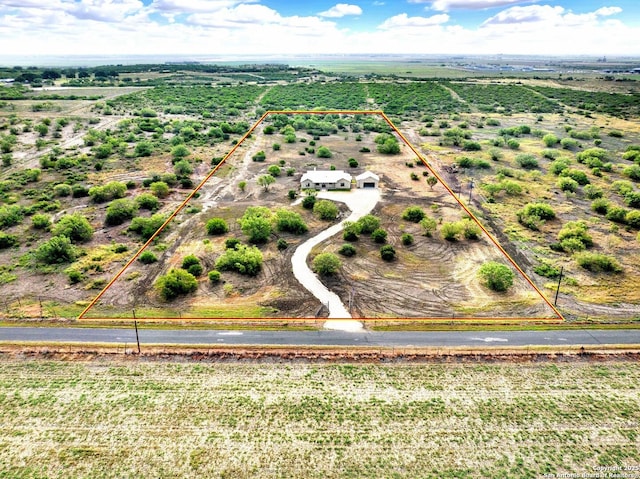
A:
1,327,640,348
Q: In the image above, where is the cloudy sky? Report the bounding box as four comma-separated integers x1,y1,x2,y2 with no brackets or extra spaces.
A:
0,0,639,58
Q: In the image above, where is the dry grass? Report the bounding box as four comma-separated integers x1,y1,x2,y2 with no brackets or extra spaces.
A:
0,358,639,478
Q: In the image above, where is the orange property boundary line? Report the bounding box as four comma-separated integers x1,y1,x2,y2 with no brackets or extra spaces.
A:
79,110,564,322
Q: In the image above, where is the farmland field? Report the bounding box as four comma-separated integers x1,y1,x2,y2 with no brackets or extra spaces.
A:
0,356,638,478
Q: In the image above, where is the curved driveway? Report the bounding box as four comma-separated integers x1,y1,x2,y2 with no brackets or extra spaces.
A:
291,189,381,329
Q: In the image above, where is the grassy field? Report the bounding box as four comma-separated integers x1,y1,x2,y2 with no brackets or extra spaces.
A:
0,357,639,478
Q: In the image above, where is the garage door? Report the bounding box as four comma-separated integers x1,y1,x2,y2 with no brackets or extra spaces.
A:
363,182,376,188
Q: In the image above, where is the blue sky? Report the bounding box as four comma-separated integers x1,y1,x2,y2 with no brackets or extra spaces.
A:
0,0,639,57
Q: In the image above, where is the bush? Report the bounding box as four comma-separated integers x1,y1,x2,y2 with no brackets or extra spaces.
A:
506,139,520,149
173,159,193,175
591,198,610,214
478,261,514,292
252,150,266,162
560,138,579,150
206,217,229,235
313,252,341,275
302,195,316,210
348,158,358,168
441,222,462,241
625,210,640,229
517,203,555,230
557,177,578,192
380,245,396,261
542,133,559,147
462,140,482,151
135,193,160,211
515,154,538,169
181,255,200,270
208,270,221,283
239,206,272,243
35,236,77,264
371,228,387,243
356,215,380,234
339,243,357,257
31,214,51,230
53,183,72,197
155,269,198,300
313,200,339,221
150,181,170,198
277,238,288,251
66,269,83,284
52,213,93,242
575,252,622,273
401,233,414,246
274,209,308,234
584,185,603,199
460,219,481,240
606,207,629,224
128,213,167,240
420,216,437,237
225,237,241,250
105,199,138,226
623,165,640,182
561,168,590,185
0,232,18,249
317,146,332,158
216,244,263,276
534,262,560,278
88,181,126,203
187,263,203,277
558,221,593,251
268,165,281,177
402,206,425,223
138,251,158,264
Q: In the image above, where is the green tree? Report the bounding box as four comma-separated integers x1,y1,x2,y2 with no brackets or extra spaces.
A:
317,146,332,158
138,251,158,264
313,253,341,276
427,175,438,189
478,261,514,292
155,269,198,300
128,213,167,240
134,141,153,157
338,244,356,257
238,181,247,192
356,214,380,234
136,193,160,211
239,206,272,243
52,214,93,243
274,209,308,234
268,165,281,177
257,174,275,191
313,200,339,220
441,222,462,241
31,214,51,230
380,244,396,261
420,216,437,237
371,228,387,243
173,159,193,175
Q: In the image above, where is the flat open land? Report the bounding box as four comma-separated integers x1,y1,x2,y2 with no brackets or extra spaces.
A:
0,356,638,478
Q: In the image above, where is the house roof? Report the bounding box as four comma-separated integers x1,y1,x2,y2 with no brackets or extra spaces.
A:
355,171,380,181
301,170,352,184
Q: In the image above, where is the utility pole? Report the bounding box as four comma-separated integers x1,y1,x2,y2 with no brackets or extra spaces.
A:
554,266,564,306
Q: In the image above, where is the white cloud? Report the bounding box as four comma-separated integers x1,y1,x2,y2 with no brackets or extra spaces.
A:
318,3,362,18
149,0,256,14
594,6,623,17
408,0,532,11
378,13,449,29
482,5,564,25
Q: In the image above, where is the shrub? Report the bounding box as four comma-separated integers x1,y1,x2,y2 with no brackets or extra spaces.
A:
557,177,578,193
216,244,263,276
53,183,72,197
35,236,77,264
52,213,93,242
420,216,437,237
606,207,629,224
339,243,357,257
268,165,281,177
128,213,167,240
182,255,200,270
380,244,396,261
88,181,126,203
277,238,288,251
317,146,332,158
239,207,272,244
348,158,358,168
401,233,414,246
625,210,640,229
371,228,387,243
66,269,83,284
575,252,622,273
208,270,221,283
356,215,380,234
478,262,514,292
105,199,138,226
173,159,193,175
187,263,203,277
252,150,266,162
302,195,316,210
0,232,18,249
558,221,593,251
560,138,579,150
312,252,341,275
549,158,570,175
624,192,640,208
584,185,603,199
138,251,158,264
561,168,589,185
206,217,229,235
506,139,520,149
517,203,555,230
402,206,425,223
515,154,538,169
155,269,198,300
462,140,482,151
313,200,339,221
460,219,481,240
150,181,170,198
534,262,560,279
623,165,640,182
441,222,462,241
225,237,241,250
274,209,308,234
591,198,610,214
542,133,559,147
375,134,401,154
31,214,51,230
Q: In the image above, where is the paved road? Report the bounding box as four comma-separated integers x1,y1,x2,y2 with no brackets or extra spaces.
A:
1,327,639,348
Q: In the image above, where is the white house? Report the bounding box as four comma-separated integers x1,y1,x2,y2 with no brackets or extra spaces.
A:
355,171,380,189
300,170,352,190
